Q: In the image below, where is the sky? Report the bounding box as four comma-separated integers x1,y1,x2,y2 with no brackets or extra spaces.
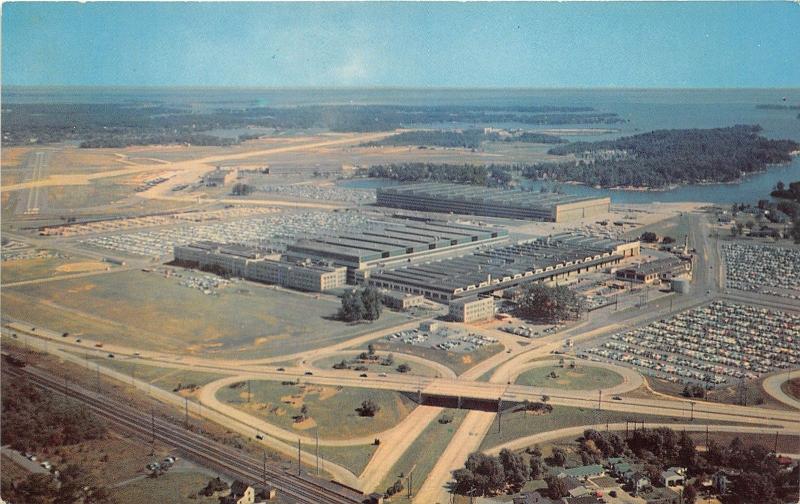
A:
2,2,799,88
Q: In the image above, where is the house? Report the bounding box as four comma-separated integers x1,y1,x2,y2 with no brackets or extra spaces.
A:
564,496,603,504
512,491,557,504
660,467,686,487
627,472,650,495
221,481,255,504
712,470,732,493
365,493,384,504
254,485,276,502
558,464,605,481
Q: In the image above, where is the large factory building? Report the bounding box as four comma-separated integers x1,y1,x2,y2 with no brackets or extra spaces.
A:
376,183,610,222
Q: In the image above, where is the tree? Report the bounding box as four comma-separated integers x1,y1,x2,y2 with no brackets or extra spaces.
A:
300,404,309,420
734,471,775,503
338,290,366,322
641,231,659,243
544,475,569,499
396,363,411,373
356,399,380,417
368,344,376,355
528,456,543,480
518,283,585,322
499,449,528,491
361,286,383,321
452,453,507,497
683,483,698,504
550,447,567,467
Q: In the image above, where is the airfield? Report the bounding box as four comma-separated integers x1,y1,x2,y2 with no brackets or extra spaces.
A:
2,132,799,504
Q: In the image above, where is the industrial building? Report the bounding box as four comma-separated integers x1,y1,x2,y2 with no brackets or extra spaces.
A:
368,233,639,301
173,241,346,292
615,256,691,284
449,296,495,323
284,217,508,281
376,183,611,222
381,290,425,311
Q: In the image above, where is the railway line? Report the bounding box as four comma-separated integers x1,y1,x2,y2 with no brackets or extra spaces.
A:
1,362,363,504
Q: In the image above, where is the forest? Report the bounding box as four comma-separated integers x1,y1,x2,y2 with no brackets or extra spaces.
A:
521,125,799,188
367,162,513,187
361,129,565,149
1,102,621,147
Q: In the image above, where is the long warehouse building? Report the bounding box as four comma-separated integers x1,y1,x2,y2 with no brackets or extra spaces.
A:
284,216,508,281
376,183,611,222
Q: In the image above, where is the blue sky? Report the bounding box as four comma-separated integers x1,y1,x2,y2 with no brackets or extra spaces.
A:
3,2,799,88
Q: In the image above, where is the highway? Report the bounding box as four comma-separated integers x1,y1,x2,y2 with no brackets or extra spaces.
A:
1,362,363,504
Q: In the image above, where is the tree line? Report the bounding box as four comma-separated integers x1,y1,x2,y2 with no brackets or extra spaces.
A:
361,129,566,149
338,287,383,322
2,102,621,147
516,283,585,322
521,125,799,189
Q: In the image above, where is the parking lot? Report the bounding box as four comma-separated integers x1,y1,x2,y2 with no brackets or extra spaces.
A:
384,325,498,353
723,242,800,300
78,210,370,258
584,301,800,386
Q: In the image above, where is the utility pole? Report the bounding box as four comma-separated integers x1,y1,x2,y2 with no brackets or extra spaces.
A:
705,424,709,449
316,429,320,476
774,431,779,454
262,450,267,486
184,397,189,428
96,364,101,394
248,380,251,403
150,408,156,456
497,397,502,433
597,390,602,411
690,401,695,421
297,438,301,476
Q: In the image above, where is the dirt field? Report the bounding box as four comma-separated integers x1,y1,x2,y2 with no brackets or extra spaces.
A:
1,251,112,284
1,269,406,358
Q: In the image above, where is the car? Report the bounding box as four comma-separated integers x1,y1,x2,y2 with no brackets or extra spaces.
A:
108,353,115,358
359,373,368,378
276,367,285,372
256,434,264,440
378,373,387,377
612,396,622,401
304,371,313,376
75,338,82,343
94,343,103,348
133,352,141,356
40,461,53,470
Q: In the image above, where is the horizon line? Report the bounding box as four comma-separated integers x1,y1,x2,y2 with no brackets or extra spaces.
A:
4,85,800,92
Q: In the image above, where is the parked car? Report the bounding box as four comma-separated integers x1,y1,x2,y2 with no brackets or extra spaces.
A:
304,371,313,376
359,373,368,378
276,367,285,372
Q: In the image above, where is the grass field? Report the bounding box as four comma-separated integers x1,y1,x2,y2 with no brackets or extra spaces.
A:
624,214,691,241
312,353,441,377
87,357,227,394
376,409,468,501
2,269,406,359
781,377,800,401
216,381,416,440
113,471,220,504
369,341,504,376
479,405,742,452
317,444,378,478
514,361,624,390
1,252,112,284
45,174,139,210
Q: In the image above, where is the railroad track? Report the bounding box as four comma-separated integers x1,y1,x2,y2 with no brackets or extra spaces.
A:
2,363,362,504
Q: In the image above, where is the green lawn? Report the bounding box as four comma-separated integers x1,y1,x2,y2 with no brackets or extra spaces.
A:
376,409,468,501
479,405,742,452
216,381,417,440
1,252,110,284
312,353,441,377
368,342,504,376
317,444,378,478
514,361,624,390
2,269,407,359
88,357,227,393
